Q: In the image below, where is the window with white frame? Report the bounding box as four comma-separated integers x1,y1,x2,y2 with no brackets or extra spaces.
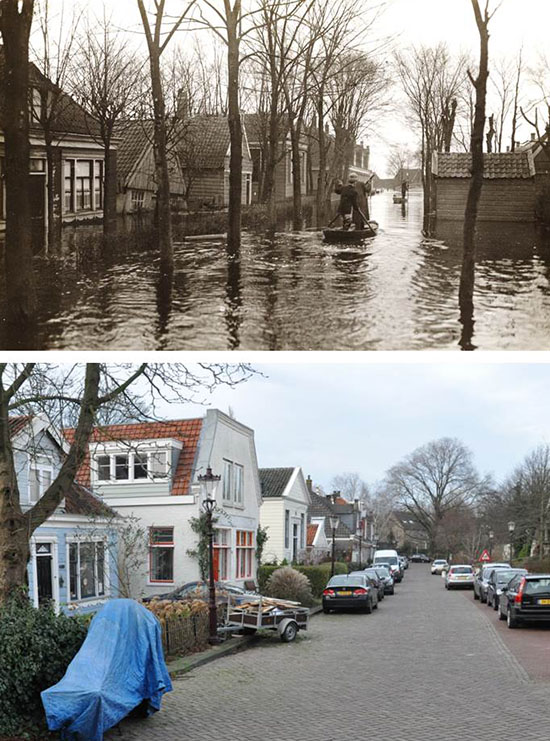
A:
213,528,230,581
30,87,42,123
63,158,105,214
29,460,53,504
149,527,174,582
93,449,169,483
301,513,305,549
236,530,254,579
131,190,145,210
68,540,106,600
284,509,290,549
222,459,244,505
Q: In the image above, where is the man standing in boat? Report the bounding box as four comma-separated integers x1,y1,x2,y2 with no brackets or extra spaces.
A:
348,171,373,228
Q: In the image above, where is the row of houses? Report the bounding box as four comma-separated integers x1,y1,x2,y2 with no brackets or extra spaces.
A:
14,409,377,615
0,52,371,247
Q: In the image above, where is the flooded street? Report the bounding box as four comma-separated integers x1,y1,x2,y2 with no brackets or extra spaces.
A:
2,190,550,350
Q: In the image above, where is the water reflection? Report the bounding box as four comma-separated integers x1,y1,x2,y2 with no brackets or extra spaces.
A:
2,191,550,349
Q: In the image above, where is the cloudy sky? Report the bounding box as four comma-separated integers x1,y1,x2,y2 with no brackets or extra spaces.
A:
156,359,550,491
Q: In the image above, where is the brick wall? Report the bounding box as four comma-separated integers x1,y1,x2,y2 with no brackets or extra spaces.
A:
435,178,536,222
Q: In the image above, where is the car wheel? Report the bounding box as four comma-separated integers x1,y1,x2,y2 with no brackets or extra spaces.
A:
493,597,499,611
389,587,394,595
487,594,492,607
507,606,520,629
474,589,479,600
373,600,378,610
498,607,506,621
363,599,372,614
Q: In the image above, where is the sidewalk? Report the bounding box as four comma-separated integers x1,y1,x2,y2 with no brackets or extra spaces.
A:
167,605,322,678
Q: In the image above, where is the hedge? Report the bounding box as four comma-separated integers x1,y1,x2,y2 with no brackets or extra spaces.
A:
258,562,348,598
0,592,89,737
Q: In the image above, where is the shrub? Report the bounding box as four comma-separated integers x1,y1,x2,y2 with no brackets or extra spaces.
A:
0,592,89,737
258,562,348,597
265,566,314,606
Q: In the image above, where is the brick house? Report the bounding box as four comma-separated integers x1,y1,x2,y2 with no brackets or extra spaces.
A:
432,151,537,222
0,50,115,249
67,410,262,598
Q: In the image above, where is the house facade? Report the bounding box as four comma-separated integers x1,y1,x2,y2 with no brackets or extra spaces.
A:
11,416,118,615
433,151,537,222
258,467,311,563
0,54,115,250
71,410,262,598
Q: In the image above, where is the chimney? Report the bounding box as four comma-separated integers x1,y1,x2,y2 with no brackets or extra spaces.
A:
306,475,313,493
176,88,189,119
531,133,537,142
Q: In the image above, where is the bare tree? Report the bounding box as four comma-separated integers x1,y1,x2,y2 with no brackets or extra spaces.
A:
385,437,489,554
71,9,146,235
459,0,499,348
0,362,254,604
0,0,36,325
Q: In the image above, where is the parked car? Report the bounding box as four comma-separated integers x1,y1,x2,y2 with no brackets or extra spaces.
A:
353,569,385,601
399,555,409,570
372,566,395,595
486,568,528,610
499,573,550,628
143,581,257,605
411,553,430,563
322,574,378,614
445,565,475,589
431,559,449,575
373,549,403,582
473,563,511,603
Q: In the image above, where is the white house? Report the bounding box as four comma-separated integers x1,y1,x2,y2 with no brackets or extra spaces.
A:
70,410,262,598
258,467,311,563
10,416,118,614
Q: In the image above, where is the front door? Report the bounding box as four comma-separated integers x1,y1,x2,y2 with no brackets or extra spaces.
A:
29,173,46,252
36,542,53,606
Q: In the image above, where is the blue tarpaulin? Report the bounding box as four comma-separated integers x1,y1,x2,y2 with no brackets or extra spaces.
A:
41,599,172,741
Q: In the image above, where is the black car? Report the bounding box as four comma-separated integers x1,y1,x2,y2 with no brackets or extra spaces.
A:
411,553,430,563
322,574,378,614
351,569,385,601
499,573,550,628
486,568,527,610
372,566,395,595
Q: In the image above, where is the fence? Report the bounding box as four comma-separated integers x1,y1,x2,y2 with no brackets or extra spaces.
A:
161,612,210,657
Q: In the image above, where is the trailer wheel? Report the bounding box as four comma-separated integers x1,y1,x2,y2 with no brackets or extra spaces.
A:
242,627,257,635
280,621,298,642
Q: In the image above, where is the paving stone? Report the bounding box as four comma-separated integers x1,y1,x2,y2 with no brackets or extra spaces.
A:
107,567,550,740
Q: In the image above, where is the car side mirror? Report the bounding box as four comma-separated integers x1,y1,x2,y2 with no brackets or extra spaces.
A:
501,586,508,592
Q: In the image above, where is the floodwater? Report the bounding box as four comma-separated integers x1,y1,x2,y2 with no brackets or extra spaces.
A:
2,190,550,350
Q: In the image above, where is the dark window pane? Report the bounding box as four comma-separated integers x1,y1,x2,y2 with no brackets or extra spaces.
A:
97,543,105,596
151,527,173,544
151,547,173,581
115,454,129,480
79,543,96,598
134,454,148,479
69,543,78,600
97,455,110,481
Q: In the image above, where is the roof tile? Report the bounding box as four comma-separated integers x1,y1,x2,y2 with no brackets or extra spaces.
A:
434,151,535,179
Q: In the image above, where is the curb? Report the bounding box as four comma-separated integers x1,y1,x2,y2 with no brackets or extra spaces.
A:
168,605,323,678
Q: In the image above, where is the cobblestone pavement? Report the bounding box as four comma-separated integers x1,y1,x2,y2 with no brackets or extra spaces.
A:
111,566,550,741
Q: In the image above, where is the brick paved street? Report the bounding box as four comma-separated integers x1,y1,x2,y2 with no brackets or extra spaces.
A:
111,566,550,741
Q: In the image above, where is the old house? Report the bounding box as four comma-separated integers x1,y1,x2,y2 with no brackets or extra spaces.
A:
68,410,262,598
432,151,537,222
0,50,114,249
258,467,311,563
11,416,118,614
383,510,428,554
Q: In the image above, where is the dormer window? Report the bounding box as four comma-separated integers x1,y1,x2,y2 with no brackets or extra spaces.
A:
29,459,53,504
30,87,43,123
91,444,172,484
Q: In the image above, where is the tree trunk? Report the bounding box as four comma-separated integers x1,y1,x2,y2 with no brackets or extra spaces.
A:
226,7,242,250
147,48,173,274
103,133,116,237
44,133,56,253
0,1,37,326
316,103,328,225
459,2,490,337
289,121,303,231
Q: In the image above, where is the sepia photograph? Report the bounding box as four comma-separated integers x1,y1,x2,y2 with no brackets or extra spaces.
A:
0,359,550,739
1,0,550,349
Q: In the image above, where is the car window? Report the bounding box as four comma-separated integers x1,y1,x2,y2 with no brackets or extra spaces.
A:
524,578,550,595
328,575,366,587
450,567,473,574
495,571,515,585
375,568,390,577
507,575,521,591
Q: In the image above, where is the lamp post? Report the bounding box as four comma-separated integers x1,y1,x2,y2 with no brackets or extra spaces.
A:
488,529,494,559
198,466,222,645
329,516,339,576
508,520,516,565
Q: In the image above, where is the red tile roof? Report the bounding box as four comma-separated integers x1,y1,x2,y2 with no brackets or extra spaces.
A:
8,416,32,436
64,419,203,496
434,151,535,179
307,523,319,547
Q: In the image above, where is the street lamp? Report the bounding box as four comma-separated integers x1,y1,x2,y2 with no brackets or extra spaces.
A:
488,529,494,558
329,516,339,576
199,466,222,645
508,521,516,564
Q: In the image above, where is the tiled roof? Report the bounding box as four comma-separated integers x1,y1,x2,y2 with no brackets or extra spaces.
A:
258,467,294,498
308,490,351,538
434,151,535,179
8,416,32,436
307,522,319,547
114,120,154,187
179,115,238,169
65,482,116,518
64,419,203,496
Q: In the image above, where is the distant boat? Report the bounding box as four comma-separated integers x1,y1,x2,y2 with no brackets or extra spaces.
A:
322,222,379,243
393,194,405,204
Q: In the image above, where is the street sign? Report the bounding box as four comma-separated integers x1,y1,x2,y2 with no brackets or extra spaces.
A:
478,549,491,562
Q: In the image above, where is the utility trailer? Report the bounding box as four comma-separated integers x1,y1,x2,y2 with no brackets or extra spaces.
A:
225,596,309,642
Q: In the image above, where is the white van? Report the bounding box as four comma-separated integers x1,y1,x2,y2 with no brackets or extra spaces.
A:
373,549,402,582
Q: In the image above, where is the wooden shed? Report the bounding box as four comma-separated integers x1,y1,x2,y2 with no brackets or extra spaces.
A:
432,151,536,222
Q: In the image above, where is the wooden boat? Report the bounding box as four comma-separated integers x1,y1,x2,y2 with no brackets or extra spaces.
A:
323,221,379,243
393,194,404,203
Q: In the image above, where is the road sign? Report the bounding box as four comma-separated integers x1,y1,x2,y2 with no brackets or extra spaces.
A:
478,549,491,562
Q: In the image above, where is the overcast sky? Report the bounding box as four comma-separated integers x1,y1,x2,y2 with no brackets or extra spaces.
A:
153,360,550,492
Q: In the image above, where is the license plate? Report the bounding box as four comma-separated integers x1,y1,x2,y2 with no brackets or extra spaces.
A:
538,599,550,605
457,576,468,579
337,591,352,596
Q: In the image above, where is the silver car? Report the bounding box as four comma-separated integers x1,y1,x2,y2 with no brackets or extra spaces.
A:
445,565,475,589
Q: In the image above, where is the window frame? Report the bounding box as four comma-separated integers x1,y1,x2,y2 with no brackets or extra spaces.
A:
149,526,175,584
28,460,54,505
284,509,290,549
67,538,107,602
213,528,231,581
63,158,105,214
222,459,244,506
235,530,254,580
92,449,169,484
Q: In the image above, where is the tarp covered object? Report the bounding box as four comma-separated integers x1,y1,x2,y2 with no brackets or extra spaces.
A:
41,599,172,741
